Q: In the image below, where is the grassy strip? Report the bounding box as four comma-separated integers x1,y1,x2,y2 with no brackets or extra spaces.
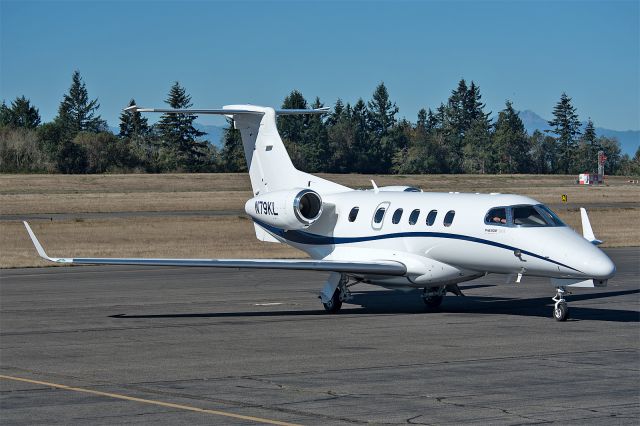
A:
2,216,305,268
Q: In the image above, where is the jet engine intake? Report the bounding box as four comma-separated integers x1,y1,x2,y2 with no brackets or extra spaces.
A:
246,189,323,230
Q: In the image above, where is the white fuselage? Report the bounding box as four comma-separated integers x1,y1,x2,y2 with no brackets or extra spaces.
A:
253,190,616,288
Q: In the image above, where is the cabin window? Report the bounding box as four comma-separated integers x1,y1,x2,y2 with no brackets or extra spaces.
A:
373,207,387,224
409,209,420,225
485,207,508,225
392,208,403,224
443,210,455,227
348,207,359,222
426,210,437,226
512,205,547,227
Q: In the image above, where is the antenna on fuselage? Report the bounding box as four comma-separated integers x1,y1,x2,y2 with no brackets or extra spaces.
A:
371,180,379,194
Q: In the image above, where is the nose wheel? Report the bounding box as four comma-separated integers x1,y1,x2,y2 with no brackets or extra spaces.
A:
552,287,569,321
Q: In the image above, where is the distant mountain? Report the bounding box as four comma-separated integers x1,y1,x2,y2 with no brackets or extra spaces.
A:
193,123,225,148
517,110,639,156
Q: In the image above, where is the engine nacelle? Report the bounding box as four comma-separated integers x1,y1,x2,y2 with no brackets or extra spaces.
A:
245,189,323,230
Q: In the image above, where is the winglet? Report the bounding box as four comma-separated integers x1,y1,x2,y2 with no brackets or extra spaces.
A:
580,208,603,245
23,221,52,260
23,221,71,263
371,180,379,194
123,105,139,113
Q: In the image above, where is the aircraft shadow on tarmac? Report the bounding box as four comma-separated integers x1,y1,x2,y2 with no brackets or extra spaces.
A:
111,288,639,323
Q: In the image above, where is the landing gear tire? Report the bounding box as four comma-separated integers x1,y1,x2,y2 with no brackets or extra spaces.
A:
552,286,570,321
323,288,343,313
422,288,444,309
553,303,569,321
423,295,443,308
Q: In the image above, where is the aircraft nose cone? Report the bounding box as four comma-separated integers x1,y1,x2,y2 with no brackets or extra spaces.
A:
587,253,616,279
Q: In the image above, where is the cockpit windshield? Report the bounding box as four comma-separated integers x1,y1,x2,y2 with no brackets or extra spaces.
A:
485,204,565,227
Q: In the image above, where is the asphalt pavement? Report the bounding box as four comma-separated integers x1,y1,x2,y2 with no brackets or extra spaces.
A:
1,247,638,425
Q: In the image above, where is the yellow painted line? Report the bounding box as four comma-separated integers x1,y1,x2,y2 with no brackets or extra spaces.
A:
0,375,301,426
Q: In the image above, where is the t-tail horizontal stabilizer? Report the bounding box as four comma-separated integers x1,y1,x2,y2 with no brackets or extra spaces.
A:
580,208,603,245
123,105,330,116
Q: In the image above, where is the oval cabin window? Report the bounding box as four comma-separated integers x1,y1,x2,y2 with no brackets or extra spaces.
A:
373,207,386,224
392,208,403,224
444,210,455,227
409,209,420,225
426,210,438,226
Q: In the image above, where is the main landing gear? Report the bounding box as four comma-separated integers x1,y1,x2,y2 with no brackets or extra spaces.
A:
421,284,464,309
552,286,570,321
422,287,444,308
321,273,353,313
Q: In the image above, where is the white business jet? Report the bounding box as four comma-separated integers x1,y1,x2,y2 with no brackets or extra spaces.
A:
24,104,616,321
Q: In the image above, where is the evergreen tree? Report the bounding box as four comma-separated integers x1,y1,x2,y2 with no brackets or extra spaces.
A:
426,108,438,131
367,83,400,173
465,81,490,123
351,99,372,172
220,118,247,172
56,70,107,135
528,130,558,174
304,97,329,172
278,90,308,142
447,79,468,136
119,99,149,138
2,96,41,129
394,125,446,174
327,98,345,127
157,82,208,171
492,100,530,173
597,136,622,175
0,101,12,127
416,109,428,130
367,82,398,136
462,117,493,173
327,101,356,172
547,92,581,173
277,90,309,169
575,118,600,173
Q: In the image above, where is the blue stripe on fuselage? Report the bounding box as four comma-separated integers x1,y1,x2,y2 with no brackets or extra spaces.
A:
253,219,582,273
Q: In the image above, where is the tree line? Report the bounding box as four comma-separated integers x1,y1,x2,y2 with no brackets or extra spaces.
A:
1,70,638,175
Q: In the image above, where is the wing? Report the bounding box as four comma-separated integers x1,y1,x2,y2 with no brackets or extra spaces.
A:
23,222,406,276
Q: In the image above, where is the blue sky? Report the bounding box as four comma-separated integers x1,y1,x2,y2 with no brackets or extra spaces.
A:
1,0,638,130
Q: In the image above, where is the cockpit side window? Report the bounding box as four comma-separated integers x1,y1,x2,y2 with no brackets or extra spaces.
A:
536,204,566,226
512,205,547,227
485,207,508,225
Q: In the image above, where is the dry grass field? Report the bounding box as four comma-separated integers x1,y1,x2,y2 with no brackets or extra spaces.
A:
1,173,638,268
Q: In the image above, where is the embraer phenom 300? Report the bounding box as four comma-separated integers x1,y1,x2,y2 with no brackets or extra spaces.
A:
24,104,615,321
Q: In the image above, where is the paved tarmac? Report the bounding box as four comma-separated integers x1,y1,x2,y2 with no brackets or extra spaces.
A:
1,248,638,425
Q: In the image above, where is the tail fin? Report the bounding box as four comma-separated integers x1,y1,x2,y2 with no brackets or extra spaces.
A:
128,104,348,195
223,105,346,195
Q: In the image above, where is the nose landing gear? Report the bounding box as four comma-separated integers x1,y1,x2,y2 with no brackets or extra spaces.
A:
552,286,569,321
